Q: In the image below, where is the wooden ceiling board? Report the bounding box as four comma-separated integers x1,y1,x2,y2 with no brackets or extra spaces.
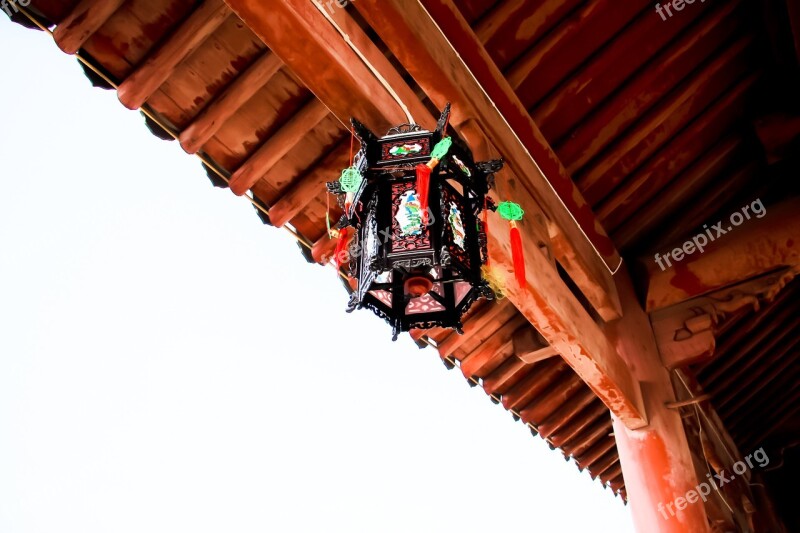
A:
555,2,746,179
206,75,312,166
259,115,345,193
646,161,756,248
610,135,748,250
532,0,720,143
519,372,586,426
457,0,500,25
115,0,197,68
451,303,520,358
476,0,583,71
501,358,570,412
81,6,141,79
508,0,649,110
459,314,528,379
482,355,529,396
155,20,265,129
574,35,757,202
195,135,241,171
597,78,755,232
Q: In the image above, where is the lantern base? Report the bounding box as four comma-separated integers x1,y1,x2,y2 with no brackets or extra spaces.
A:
404,275,434,297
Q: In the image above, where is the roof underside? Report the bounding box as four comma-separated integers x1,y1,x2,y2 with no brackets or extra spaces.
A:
12,0,799,523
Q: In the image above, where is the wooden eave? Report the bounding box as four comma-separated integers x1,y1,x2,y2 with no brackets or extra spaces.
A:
13,0,800,518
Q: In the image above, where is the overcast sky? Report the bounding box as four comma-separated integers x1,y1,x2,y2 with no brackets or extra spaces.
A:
0,19,634,533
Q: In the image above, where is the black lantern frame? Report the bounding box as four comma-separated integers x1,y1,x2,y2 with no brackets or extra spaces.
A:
328,105,503,339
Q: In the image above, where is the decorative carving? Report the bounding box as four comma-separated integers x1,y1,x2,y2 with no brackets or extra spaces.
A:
351,117,377,146
477,219,489,264
441,184,470,268
382,138,430,161
390,181,431,253
440,246,452,267
335,214,350,230
391,258,434,270
386,123,422,135
346,292,359,313
651,266,800,368
326,181,343,195
476,159,504,174
435,102,451,133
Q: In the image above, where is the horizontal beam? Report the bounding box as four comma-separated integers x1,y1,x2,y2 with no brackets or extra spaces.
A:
651,267,800,369
355,0,622,321
487,207,646,428
644,197,800,311
309,0,432,126
223,0,411,136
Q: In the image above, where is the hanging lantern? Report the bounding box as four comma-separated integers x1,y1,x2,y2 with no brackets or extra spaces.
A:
327,104,504,340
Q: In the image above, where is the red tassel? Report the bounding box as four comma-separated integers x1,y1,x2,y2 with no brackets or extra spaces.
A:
335,227,350,270
416,163,431,225
510,222,525,288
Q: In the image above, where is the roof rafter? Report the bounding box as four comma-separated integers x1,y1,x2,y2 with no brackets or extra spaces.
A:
53,0,125,55
117,0,231,110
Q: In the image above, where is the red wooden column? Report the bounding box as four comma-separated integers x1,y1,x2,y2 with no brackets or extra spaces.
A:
607,267,710,533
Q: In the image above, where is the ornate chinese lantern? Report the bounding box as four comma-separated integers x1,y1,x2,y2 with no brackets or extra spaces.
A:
327,105,504,340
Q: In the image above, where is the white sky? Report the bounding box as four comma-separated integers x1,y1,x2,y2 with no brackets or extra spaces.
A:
0,19,634,533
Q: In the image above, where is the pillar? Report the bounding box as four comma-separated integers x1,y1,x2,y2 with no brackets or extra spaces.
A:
606,266,710,533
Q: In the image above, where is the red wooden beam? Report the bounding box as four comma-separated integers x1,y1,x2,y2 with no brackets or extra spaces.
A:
644,197,800,311
355,0,623,321
222,0,410,137
223,0,644,429
353,0,645,427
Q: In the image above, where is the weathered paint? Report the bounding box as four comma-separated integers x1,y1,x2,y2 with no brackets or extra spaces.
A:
609,267,710,532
